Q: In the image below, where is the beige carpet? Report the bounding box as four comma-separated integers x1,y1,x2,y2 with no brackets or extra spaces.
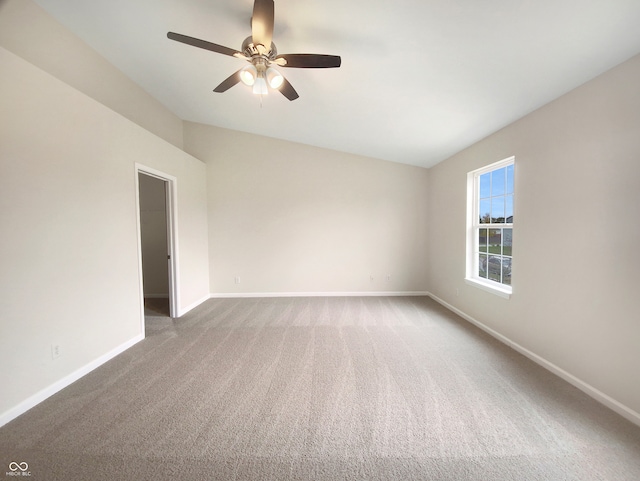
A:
1,296,639,480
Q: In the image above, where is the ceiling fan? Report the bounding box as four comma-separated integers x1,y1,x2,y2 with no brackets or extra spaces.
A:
167,0,341,101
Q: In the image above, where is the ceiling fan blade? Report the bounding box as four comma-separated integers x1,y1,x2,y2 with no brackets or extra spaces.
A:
251,0,274,53
167,32,243,58
279,76,299,101
274,54,341,68
213,70,243,93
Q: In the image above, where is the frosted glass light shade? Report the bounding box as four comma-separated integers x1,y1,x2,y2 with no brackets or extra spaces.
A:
240,64,257,86
266,67,284,89
252,76,268,95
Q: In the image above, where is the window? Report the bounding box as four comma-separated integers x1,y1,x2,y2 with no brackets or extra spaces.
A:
466,157,514,298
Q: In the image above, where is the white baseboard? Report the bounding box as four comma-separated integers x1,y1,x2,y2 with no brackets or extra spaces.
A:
0,334,144,428
209,291,430,299
426,292,640,428
177,294,211,317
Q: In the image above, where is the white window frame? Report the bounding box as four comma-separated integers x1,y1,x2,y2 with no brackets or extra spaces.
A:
465,156,514,299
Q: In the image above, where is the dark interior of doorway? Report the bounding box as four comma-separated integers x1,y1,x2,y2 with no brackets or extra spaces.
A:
144,298,170,317
139,173,171,319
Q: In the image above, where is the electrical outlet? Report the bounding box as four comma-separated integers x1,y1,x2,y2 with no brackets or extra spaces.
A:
234,276,241,284
51,344,60,360
370,275,374,282
386,274,391,282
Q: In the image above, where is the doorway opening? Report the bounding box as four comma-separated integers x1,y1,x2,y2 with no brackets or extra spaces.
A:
136,165,178,329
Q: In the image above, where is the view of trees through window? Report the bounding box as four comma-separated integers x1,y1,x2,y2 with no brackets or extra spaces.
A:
477,163,514,286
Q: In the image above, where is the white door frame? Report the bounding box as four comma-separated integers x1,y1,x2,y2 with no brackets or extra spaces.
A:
135,164,179,327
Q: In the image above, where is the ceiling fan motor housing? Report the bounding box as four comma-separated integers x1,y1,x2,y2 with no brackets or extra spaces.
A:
242,36,277,60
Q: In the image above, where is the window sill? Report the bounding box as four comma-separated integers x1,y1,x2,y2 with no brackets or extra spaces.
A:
465,277,512,299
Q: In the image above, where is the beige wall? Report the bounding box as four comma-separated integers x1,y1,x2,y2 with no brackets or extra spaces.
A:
427,53,640,417
184,122,429,295
0,46,209,420
0,0,184,149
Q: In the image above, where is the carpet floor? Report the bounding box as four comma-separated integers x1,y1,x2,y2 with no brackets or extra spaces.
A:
1,296,639,480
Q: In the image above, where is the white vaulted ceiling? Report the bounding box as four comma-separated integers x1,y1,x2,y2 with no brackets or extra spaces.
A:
32,0,640,168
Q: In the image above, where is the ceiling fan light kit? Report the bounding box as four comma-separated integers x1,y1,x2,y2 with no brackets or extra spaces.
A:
167,0,341,101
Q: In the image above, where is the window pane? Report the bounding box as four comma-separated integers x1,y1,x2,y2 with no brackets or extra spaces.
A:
479,228,488,252
479,254,488,278
502,257,512,285
479,173,491,199
505,194,514,223
488,229,502,254
479,199,491,224
488,255,501,282
506,164,514,194
469,158,514,289
491,168,505,196
503,228,512,256
491,197,505,223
